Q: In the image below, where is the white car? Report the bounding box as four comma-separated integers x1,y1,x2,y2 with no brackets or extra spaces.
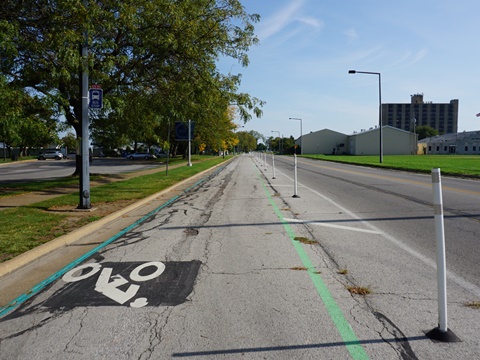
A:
127,152,157,160
38,151,64,160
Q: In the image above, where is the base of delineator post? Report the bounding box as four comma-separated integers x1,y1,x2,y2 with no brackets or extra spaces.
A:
425,327,461,343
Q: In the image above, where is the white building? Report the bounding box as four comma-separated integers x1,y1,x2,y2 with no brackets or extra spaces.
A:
299,129,349,155
418,131,480,155
296,126,417,156
348,126,417,156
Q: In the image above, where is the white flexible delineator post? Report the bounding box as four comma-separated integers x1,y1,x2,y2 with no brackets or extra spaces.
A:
293,153,299,198
272,153,276,179
432,168,447,332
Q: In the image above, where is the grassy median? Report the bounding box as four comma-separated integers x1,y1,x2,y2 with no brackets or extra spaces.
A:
0,155,230,262
302,154,480,177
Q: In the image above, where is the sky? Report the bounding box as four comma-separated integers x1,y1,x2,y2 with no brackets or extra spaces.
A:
218,0,480,143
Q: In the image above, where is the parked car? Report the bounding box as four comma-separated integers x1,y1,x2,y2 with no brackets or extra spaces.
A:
38,150,64,160
155,151,168,158
127,152,157,160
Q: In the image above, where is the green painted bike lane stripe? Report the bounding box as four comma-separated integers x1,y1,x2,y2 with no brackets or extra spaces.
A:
255,164,370,360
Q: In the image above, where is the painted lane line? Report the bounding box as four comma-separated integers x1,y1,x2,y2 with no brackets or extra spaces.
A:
255,162,370,360
283,218,381,234
274,167,480,298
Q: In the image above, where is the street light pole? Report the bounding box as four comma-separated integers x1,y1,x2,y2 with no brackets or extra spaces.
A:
289,117,303,155
412,114,417,155
348,70,383,163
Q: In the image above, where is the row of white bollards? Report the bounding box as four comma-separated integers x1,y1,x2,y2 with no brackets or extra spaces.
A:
259,154,460,343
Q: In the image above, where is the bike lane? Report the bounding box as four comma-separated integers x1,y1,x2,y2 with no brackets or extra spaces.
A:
0,155,402,359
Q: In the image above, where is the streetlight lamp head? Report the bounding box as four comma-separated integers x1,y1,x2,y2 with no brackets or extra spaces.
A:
348,70,356,74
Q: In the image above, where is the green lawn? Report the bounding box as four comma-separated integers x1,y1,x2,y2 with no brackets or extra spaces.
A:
0,155,198,198
0,155,230,262
302,154,480,177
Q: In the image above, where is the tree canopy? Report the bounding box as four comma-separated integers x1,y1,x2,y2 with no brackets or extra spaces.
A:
236,131,256,152
0,0,264,159
416,126,439,140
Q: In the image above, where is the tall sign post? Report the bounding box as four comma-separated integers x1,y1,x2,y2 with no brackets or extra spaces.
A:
79,0,91,209
175,121,195,167
187,120,192,166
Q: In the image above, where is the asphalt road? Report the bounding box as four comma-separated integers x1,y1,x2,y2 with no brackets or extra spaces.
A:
0,154,479,359
0,158,163,183
271,155,480,292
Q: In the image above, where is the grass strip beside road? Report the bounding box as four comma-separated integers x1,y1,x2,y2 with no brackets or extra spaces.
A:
0,156,189,198
302,155,480,177
0,177,85,198
0,156,230,262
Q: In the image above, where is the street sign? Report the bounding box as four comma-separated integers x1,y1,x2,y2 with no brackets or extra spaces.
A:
89,88,103,109
175,121,195,141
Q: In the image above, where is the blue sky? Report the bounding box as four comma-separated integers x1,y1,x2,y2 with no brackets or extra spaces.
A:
219,0,480,142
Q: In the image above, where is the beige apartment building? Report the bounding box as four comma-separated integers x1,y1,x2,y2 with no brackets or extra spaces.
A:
382,94,458,134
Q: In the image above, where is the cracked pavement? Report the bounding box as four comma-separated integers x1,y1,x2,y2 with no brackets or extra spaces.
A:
1,155,479,359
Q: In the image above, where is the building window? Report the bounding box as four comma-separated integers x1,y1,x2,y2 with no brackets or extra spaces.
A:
465,146,468,151
428,146,432,151
444,146,447,151
474,146,477,151
436,146,439,151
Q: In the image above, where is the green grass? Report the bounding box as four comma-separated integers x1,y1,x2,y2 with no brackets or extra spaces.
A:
0,177,84,198
0,156,230,261
0,155,201,198
0,208,69,262
0,156,36,164
302,154,480,177
30,156,226,209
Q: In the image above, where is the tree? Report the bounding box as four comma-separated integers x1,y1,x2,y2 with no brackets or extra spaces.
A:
416,126,438,140
256,143,266,151
284,136,296,154
248,130,266,144
236,131,256,152
270,136,281,153
61,132,77,153
1,0,264,172
0,75,59,156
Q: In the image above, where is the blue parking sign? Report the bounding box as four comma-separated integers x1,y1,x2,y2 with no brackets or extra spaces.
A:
89,89,103,109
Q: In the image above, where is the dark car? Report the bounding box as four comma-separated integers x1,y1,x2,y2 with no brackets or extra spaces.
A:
127,152,157,160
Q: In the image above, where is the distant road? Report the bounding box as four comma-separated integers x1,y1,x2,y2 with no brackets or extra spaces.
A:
0,158,164,183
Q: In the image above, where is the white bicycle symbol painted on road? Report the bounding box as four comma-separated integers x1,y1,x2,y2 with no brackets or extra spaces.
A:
62,261,166,308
